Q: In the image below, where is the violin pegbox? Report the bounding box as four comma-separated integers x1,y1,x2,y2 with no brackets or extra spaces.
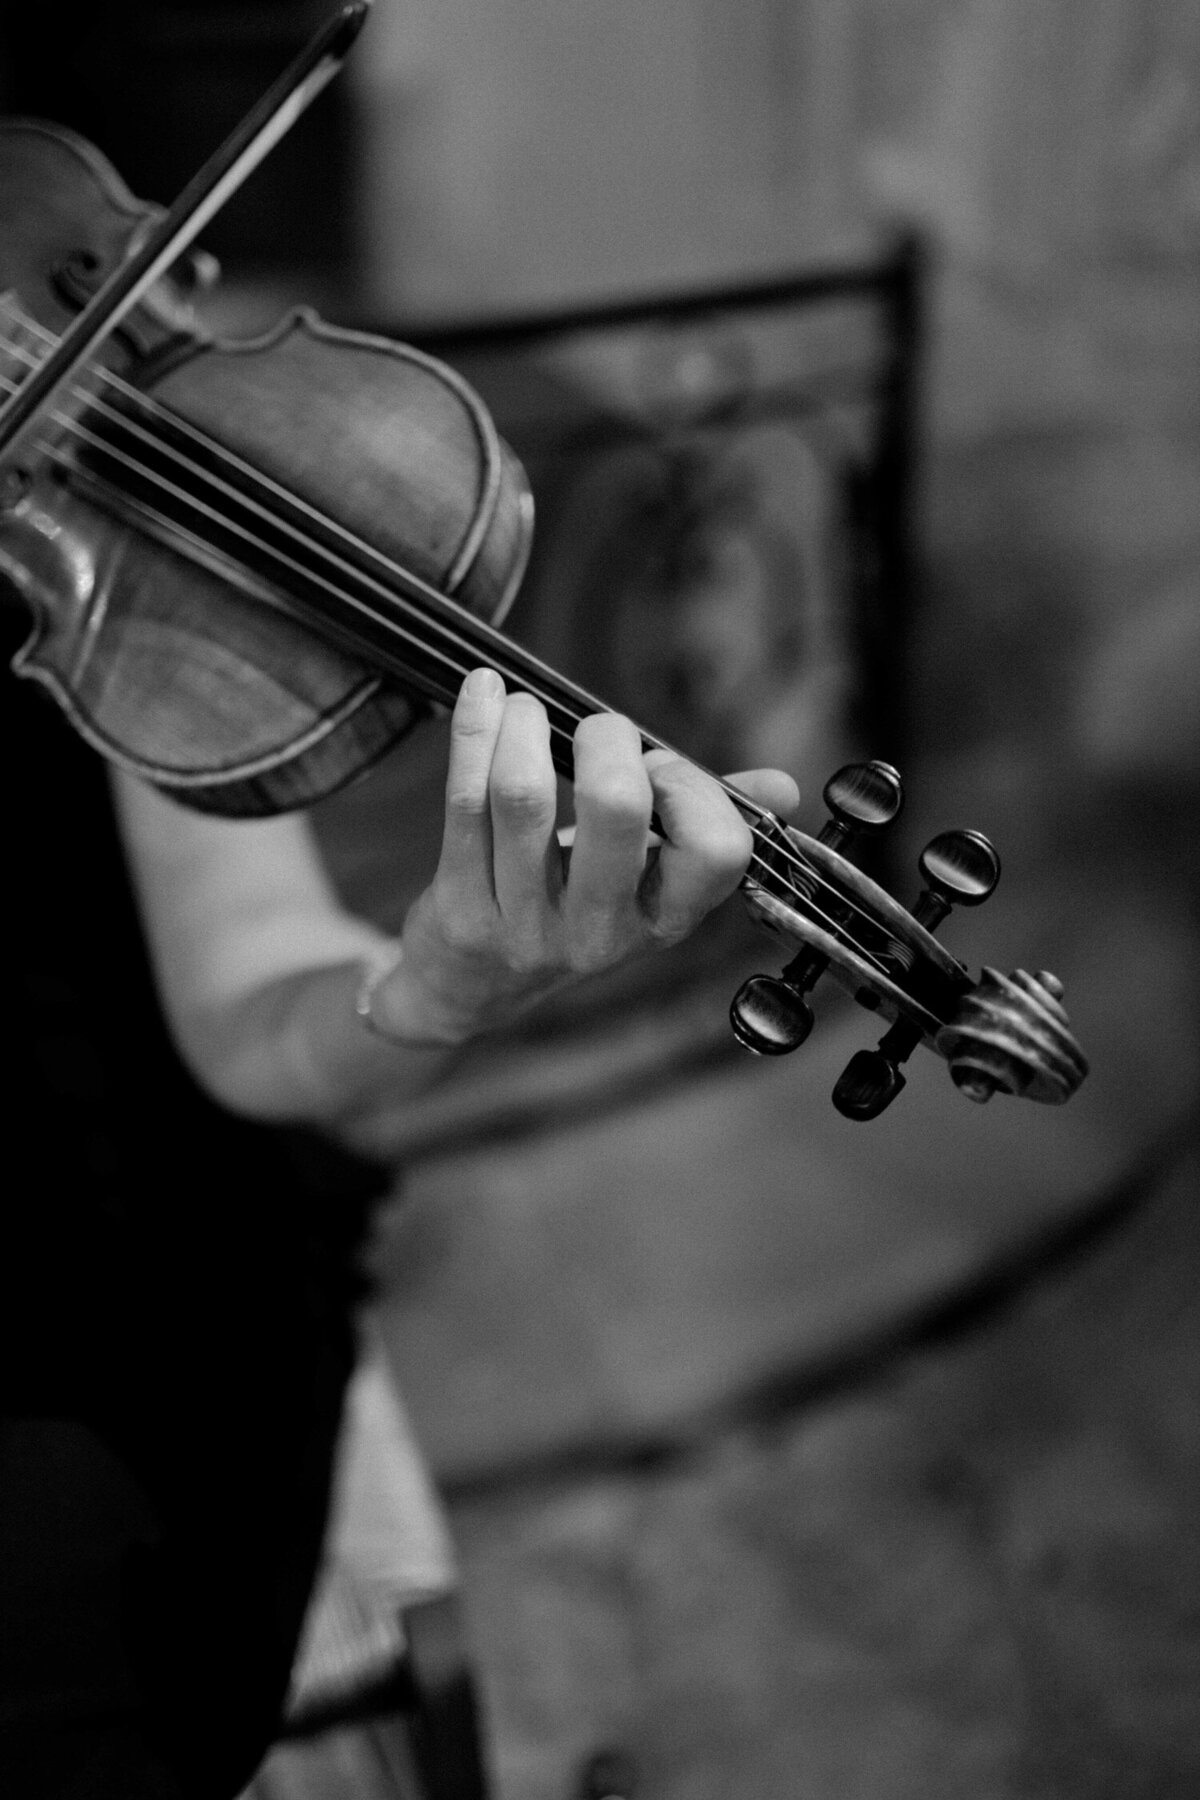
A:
830,827,1000,1119
729,759,904,1056
730,764,1088,1118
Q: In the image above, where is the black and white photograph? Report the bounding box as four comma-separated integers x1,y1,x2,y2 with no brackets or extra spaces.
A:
0,4,1196,1797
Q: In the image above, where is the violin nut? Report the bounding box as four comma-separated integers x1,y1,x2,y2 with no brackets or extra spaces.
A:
935,969,1088,1106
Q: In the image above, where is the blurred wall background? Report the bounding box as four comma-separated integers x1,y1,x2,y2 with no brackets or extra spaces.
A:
349,0,1199,431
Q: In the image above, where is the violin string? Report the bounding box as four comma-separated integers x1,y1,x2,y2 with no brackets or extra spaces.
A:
0,343,898,973
1,316,763,795
0,353,899,975
0,334,767,820
0,336,684,778
0,332,899,972
1,319,773,802
0,322,661,742
4,405,897,977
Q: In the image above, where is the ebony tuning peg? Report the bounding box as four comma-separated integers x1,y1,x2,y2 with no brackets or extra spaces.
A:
818,760,904,851
729,967,818,1055
911,829,1001,930
730,761,903,1057
832,828,1001,1118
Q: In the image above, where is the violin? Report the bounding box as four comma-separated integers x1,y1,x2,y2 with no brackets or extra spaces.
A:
0,90,1087,1120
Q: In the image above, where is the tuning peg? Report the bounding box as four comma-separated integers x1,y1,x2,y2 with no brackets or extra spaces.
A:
832,1025,912,1119
730,956,819,1055
833,827,1001,1118
911,829,1001,930
818,761,904,851
731,761,903,1057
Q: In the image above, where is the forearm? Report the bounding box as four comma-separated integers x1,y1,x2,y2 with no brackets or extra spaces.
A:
112,771,456,1154
177,944,458,1157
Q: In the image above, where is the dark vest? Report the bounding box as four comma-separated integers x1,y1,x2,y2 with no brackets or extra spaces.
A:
0,606,389,1791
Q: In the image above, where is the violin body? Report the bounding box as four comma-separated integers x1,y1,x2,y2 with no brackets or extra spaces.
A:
0,119,532,813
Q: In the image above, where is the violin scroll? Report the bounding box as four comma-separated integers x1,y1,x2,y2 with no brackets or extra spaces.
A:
935,969,1088,1106
731,764,1088,1118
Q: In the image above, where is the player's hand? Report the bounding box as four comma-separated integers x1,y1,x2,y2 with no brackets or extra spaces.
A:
371,668,799,1044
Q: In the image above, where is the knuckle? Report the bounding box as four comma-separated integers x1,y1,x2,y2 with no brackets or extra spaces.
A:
566,943,609,978
437,912,489,957
491,773,555,824
452,700,494,731
644,912,691,951
709,815,754,878
507,940,553,980
444,780,490,818
583,772,649,828
429,888,493,955
450,708,499,752
676,804,752,878
564,923,624,977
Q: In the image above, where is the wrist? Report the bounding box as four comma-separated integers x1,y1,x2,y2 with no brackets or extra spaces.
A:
355,942,480,1049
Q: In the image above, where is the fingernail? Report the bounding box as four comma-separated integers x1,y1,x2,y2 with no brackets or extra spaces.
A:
464,667,504,699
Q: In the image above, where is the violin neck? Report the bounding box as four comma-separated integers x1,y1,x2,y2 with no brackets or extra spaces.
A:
292,556,645,787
